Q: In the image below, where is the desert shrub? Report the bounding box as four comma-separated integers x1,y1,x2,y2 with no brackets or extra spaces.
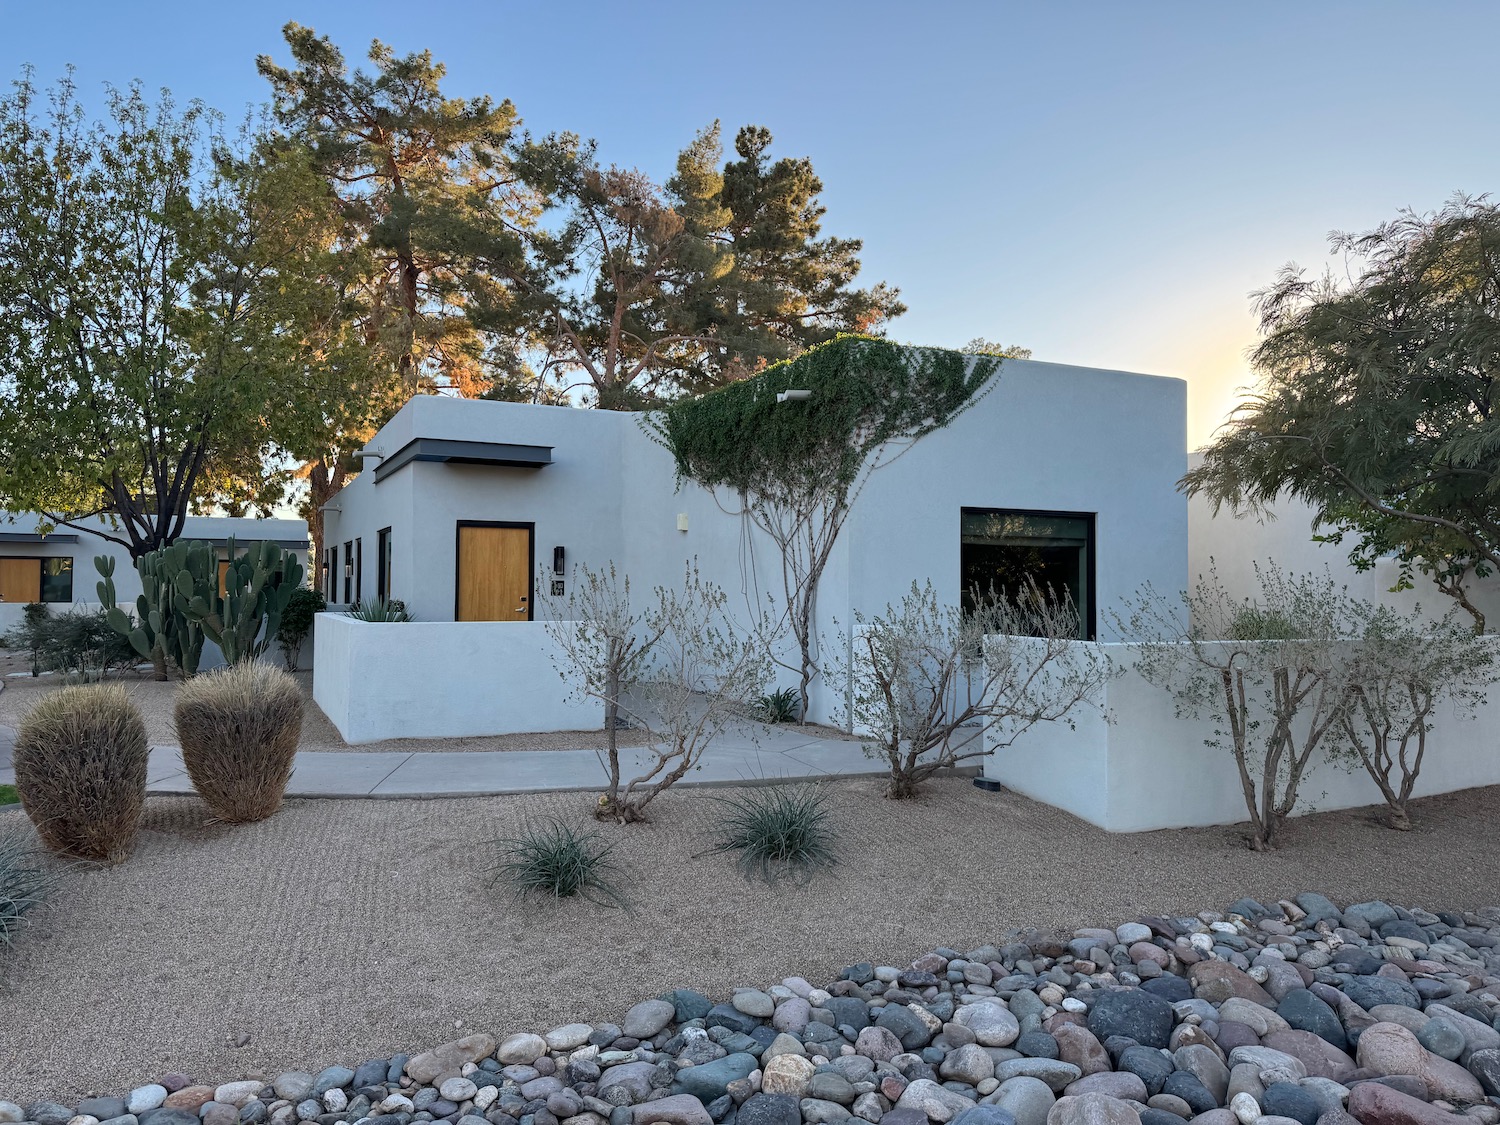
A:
493,818,624,906
174,663,304,823
0,831,57,948
13,684,149,862
276,586,326,670
344,597,412,622
1,602,51,676
702,784,837,883
3,606,138,681
756,687,801,724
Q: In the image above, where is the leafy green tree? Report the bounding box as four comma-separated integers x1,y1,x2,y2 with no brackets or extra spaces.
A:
961,337,1032,359
0,75,320,558
1184,196,1500,631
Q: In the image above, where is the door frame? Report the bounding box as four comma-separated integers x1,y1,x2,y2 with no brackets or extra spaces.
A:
454,520,535,621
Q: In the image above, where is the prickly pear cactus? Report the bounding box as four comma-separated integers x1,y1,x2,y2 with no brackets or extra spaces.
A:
188,537,305,665
95,542,216,679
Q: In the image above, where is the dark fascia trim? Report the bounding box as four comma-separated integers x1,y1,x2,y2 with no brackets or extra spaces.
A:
0,532,80,544
374,437,553,484
203,538,310,551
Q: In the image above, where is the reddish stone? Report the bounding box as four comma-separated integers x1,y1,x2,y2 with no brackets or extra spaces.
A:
163,1087,215,1112
1189,961,1276,1006
1347,1081,1463,1125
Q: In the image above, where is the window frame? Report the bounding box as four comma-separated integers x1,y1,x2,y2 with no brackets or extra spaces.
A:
343,540,353,604
376,527,392,601
959,506,1097,640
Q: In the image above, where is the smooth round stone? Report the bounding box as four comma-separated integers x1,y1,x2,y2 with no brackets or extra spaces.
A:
1016,1031,1060,1060
1146,1096,1192,1120
732,990,775,1018
272,1075,315,1104
546,1024,594,1051
1258,1084,1320,1125
983,1077,1055,1125
127,1090,168,1116
498,1032,548,1065
956,1002,1021,1047
214,1086,264,1110
1116,923,1153,945
1087,990,1174,1049
736,1094,801,1125
622,1000,676,1040
440,1079,478,1103
1415,1018,1466,1061
1230,1092,1261,1124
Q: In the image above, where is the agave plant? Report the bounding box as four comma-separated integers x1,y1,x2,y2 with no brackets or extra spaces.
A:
343,597,413,622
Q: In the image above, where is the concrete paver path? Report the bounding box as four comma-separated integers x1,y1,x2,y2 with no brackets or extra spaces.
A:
0,722,969,799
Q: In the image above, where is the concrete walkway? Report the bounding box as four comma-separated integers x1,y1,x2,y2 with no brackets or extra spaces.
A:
0,722,972,800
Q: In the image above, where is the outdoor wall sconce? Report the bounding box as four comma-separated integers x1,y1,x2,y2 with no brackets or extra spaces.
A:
553,545,566,575
776,389,812,403
677,513,690,532
344,562,352,577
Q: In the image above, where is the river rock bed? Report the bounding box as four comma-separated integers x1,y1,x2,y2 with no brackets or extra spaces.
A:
6,894,1500,1125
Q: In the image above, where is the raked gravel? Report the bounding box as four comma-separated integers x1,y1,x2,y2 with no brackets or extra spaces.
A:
2,777,1499,1102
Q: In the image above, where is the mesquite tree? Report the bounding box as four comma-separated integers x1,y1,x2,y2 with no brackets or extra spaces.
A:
845,581,1112,800
546,563,775,823
1337,603,1494,830
1124,564,1352,851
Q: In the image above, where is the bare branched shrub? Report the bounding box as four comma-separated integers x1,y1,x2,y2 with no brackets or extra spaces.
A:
1123,563,1351,851
174,663,303,823
13,684,149,862
547,562,775,823
1337,603,1494,830
844,581,1113,800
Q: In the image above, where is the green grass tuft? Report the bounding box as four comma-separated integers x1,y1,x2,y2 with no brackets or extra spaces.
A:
0,832,57,947
703,784,837,884
493,818,626,907
755,687,800,723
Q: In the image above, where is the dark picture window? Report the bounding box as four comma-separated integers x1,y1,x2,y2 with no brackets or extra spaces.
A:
40,557,73,602
377,527,392,600
960,508,1095,639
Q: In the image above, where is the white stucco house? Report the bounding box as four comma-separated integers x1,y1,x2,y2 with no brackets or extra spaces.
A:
314,355,1188,739
0,512,310,637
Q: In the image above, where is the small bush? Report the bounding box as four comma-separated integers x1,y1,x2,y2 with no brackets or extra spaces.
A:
174,663,304,823
14,684,149,862
494,818,625,906
344,597,412,622
756,687,801,724
0,832,57,948
276,587,326,671
702,784,837,883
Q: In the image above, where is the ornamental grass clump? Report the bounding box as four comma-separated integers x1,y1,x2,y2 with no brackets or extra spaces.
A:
493,818,625,907
702,783,837,884
14,684,149,862
0,832,57,947
174,663,304,823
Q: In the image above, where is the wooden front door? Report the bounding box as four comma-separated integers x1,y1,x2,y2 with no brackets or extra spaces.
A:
456,523,532,621
0,558,41,604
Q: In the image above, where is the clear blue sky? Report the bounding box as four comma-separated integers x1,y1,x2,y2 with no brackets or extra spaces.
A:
6,0,1497,445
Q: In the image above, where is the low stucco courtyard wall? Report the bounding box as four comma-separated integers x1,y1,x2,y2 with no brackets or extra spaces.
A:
312,614,601,743
984,639,1500,831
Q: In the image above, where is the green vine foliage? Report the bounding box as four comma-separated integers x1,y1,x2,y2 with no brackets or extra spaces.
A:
650,335,1001,498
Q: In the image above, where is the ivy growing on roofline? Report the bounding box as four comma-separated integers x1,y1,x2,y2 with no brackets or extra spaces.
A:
648,334,1001,497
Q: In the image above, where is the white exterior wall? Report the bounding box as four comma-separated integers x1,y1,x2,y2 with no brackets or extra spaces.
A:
1186,455,1500,628
321,359,1191,734
312,613,601,742
986,640,1500,832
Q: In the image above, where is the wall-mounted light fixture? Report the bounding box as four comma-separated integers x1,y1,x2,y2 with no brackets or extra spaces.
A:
553,545,566,575
676,513,689,532
344,562,353,578
353,447,385,465
776,389,812,404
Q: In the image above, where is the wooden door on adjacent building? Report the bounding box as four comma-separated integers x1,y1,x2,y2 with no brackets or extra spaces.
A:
0,558,41,604
455,523,532,621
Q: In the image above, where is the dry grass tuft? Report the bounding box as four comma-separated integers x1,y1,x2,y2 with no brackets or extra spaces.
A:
174,662,304,823
13,683,149,862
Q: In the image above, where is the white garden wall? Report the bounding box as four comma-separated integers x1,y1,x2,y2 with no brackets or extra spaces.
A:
984,639,1500,832
312,612,601,743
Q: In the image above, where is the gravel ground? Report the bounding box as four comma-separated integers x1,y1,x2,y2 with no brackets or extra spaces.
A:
3,776,1499,1102
0,668,659,753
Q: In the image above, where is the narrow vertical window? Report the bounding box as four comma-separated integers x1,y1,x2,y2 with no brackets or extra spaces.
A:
354,538,363,603
40,557,74,602
343,541,353,604
377,527,392,601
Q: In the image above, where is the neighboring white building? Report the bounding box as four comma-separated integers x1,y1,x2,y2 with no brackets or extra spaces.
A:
0,512,310,636
316,356,1188,732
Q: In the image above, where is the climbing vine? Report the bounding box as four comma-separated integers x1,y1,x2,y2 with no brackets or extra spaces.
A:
648,335,1005,721
651,335,999,498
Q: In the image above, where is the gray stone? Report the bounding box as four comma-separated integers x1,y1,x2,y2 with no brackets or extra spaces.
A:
127,1091,168,1117
1174,1044,1231,1104
1119,1046,1174,1097
772,998,811,1035
548,1024,596,1051
807,1075,857,1107
943,1043,998,1085
25,1104,73,1125
273,1076,315,1104
442,1079,480,1103
1260,1084,1321,1125
137,1113,199,1125
856,1026,905,1062
1414,1019,1465,1062
0,1104,21,1125
407,1035,499,1083
991,1061,1083,1094
1045,1094,1141,1125
624,1001,678,1040
950,1109,1017,1125
1467,1048,1500,1097
1086,991,1174,1050
956,1002,1021,1048
675,1054,759,1103
983,1077,1055,1125
1341,978,1421,1012
800,1100,852,1125
599,1064,661,1106
733,1095,800,1125
732,990,775,1019
1278,991,1347,1052
77,1103,126,1122
896,1080,976,1123
1063,1075,1147,1104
